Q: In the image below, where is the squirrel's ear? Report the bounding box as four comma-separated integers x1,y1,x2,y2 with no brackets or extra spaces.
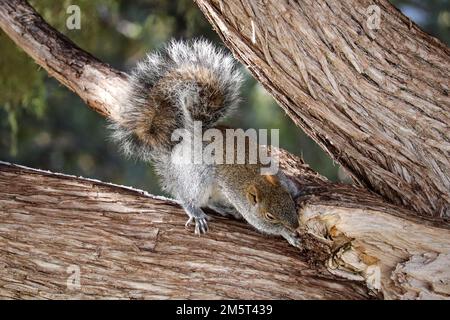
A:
246,184,260,206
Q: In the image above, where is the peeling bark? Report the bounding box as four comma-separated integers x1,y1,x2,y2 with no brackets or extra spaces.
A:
279,152,450,299
194,0,450,219
391,253,450,299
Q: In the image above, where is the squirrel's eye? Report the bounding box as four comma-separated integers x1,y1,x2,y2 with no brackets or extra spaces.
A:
265,212,277,222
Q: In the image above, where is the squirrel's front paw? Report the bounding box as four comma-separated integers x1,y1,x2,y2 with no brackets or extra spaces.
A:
185,216,209,235
282,230,302,248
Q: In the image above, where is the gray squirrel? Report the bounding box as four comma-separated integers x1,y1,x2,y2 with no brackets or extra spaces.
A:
110,39,301,247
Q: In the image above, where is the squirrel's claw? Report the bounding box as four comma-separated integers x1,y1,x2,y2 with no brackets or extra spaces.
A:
194,217,209,235
288,235,302,249
183,204,210,235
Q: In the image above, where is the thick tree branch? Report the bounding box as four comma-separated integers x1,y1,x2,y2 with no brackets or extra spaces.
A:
278,153,450,299
193,0,450,219
0,0,127,120
1,0,450,299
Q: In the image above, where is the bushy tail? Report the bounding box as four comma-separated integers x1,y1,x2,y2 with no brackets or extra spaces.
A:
111,39,243,161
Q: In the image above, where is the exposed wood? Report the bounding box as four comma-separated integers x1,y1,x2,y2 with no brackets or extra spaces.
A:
1,0,449,299
194,0,450,219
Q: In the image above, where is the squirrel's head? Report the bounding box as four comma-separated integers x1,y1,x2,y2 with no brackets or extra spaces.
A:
245,175,299,231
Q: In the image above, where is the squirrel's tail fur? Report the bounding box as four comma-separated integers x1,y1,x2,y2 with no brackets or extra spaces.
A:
111,39,243,161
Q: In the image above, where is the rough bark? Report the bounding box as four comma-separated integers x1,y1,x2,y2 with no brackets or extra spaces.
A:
1,0,450,299
279,153,450,299
194,0,450,219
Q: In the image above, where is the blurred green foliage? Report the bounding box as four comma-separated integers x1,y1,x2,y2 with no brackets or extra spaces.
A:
0,0,448,195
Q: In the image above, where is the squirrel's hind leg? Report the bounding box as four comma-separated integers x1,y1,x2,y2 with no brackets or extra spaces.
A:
208,203,242,220
182,203,210,235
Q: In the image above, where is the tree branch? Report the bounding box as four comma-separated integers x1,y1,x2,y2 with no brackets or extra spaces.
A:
193,0,450,219
278,153,450,299
2,157,450,299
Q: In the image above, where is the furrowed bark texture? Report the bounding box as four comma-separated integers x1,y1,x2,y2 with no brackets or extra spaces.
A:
1,0,450,299
194,0,450,219
279,153,450,299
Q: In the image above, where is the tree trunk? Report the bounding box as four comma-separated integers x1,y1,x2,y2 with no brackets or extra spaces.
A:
194,0,450,219
1,0,449,299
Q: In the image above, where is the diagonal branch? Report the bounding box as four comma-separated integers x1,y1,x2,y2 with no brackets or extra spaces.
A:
0,0,127,120
1,0,450,299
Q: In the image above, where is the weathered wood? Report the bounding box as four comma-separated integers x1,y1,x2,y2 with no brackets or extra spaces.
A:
279,152,450,299
194,0,450,219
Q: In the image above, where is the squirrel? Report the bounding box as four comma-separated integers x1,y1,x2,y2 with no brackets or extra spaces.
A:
110,39,301,248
